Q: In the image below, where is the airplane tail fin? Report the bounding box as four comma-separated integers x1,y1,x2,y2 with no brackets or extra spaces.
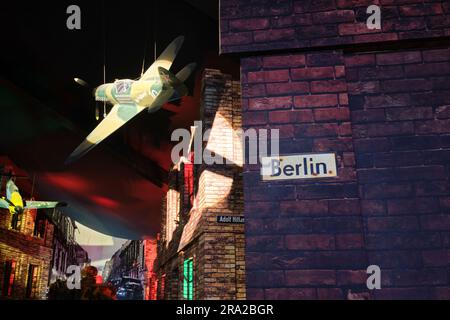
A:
158,67,189,105
158,67,182,88
176,63,197,82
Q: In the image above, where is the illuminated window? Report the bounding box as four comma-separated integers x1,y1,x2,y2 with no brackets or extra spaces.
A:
33,211,46,238
2,260,16,297
25,264,38,298
183,258,194,300
10,212,22,231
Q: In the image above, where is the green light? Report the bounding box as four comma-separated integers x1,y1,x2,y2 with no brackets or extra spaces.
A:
183,258,194,300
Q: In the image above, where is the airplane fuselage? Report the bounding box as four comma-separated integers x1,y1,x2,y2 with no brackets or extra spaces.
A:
95,78,166,111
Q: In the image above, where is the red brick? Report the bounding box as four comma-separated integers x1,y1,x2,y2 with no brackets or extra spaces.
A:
386,107,433,121
387,198,439,215
291,66,335,80
306,52,343,67
399,4,443,17
339,93,349,105
313,107,350,121
337,0,379,8
278,124,295,138
250,185,296,201
427,15,450,29
229,18,269,31
247,270,285,287
246,289,264,300
269,109,314,124
353,32,398,43
375,287,430,300
358,65,404,80
422,49,450,62
336,234,364,249
312,10,355,23
366,122,414,137
354,138,390,152
280,200,328,216
285,234,335,250
404,62,450,77
254,28,296,42
262,55,306,68
294,94,339,108
338,122,352,137
339,22,380,35
415,181,449,196
329,199,361,215
421,215,450,231
266,82,309,95
311,80,347,93
377,51,422,65
382,79,432,93
295,123,339,137
361,199,386,215
247,236,285,251
345,54,376,67
243,111,267,126
248,69,290,83
248,96,293,110
364,93,411,108
337,270,367,285
415,119,450,134
241,56,262,70
364,182,414,199
335,65,346,78
317,288,344,300
285,270,336,286
434,287,450,300
221,32,253,46
383,17,427,32
242,83,266,97
347,81,380,94
314,137,354,152
367,216,419,232
264,288,317,300
422,250,449,267
343,152,356,166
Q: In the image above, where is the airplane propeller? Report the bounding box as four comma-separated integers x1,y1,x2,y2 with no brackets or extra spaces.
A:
75,78,108,121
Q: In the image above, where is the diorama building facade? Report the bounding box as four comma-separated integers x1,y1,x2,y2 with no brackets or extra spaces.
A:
155,69,245,300
0,157,89,299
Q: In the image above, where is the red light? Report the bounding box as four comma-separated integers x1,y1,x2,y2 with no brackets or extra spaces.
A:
90,195,119,209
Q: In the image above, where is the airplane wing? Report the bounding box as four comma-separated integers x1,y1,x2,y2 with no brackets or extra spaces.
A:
25,201,67,210
65,103,146,164
140,36,185,81
0,198,9,209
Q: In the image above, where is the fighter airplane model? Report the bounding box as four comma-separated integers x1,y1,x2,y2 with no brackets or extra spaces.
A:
66,35,196,164
0,178,67,215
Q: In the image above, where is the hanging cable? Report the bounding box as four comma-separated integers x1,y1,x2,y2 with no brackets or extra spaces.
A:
30,173,36,200
153,0,157,61
101,0,107,119
141,1,151,77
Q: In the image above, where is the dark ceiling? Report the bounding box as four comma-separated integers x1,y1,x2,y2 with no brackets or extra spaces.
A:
0,0,239,239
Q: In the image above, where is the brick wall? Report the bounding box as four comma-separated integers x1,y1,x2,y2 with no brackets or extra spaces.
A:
346,47,450,299
242,51,370,299
155,69,245,300
241,48,450,299
220,0,450,54
222,0,450,301
0,208,54,300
